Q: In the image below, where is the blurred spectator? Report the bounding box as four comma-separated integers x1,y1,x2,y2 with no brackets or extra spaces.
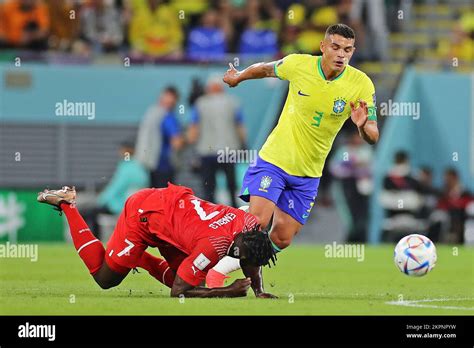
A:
188,77,205,106
239,0,282,56
280,1,351,55
386,0,413,33
216,0,245,52
380,151,424,242
349,0,389,61
246,0,282,32
171,0,209,28
435,168,473,243
437,10,474,66
82,141,149,239
127,0,183,58
329,132,373,242
135,86,184,188
297,3,339,55
187,9,226,61
0,0,49,50
45,0,81,52
416,166,441,242
187,75,247,207
280,3,305,55
80,0,124,53
416,166,439,215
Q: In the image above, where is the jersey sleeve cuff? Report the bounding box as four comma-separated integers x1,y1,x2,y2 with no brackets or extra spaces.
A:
274,63,282,80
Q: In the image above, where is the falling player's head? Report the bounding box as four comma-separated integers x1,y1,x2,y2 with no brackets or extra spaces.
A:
228,225,277,268
320,24,355,73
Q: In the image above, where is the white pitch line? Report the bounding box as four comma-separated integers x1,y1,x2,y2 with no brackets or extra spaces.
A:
385,298,474,311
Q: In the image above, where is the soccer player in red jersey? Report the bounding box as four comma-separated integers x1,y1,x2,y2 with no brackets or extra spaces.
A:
37,183,277,298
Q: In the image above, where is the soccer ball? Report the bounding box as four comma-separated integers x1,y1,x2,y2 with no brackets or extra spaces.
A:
394,234,437,277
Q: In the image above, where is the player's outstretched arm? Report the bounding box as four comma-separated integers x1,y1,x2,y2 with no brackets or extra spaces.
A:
170,274,251,298
223,61,278,88
241,262,278,299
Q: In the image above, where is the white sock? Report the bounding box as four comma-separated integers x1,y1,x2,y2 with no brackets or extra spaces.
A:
212,256,241,275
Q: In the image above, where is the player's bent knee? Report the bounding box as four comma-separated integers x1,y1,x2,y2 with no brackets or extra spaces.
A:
92,269,125,290
95,277,119,290
271,236,292,250
270,225,298,250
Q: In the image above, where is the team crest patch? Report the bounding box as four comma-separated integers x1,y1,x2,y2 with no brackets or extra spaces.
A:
333,98,346,114
258,176,272,193
193,253,211,271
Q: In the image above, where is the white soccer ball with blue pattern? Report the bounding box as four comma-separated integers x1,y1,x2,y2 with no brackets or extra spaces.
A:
394,234,437,277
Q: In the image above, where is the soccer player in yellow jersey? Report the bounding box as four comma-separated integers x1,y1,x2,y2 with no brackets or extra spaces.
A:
206,24,379,287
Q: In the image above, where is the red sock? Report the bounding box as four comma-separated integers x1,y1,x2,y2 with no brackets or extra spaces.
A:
138,252,175,288
61,203,105,274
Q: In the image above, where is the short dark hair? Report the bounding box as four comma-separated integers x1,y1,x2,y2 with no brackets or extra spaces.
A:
445,167,458,178
240,225,277,268
419,166,432,175
120,138,135,150
325,24,355,40
394,150,409,164
163,86,179,99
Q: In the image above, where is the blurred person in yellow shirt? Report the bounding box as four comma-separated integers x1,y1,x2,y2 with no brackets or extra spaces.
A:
126,0,183,58
437,10,474,65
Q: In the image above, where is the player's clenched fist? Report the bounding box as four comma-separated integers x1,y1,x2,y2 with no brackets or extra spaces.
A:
223,63,240,87
256,292,278,299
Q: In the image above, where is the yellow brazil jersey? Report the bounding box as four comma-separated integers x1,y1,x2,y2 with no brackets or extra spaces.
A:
259,54,376,178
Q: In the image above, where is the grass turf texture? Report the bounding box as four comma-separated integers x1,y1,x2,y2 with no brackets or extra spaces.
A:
1,243,473,315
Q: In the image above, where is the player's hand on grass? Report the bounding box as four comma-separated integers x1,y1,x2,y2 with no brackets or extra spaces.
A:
227,277,251,297
223,63,240,87
350,100,369,128
255,292,278,299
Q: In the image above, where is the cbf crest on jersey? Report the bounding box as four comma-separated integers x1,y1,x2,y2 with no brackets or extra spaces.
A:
333,98,347,114
258,175,272,192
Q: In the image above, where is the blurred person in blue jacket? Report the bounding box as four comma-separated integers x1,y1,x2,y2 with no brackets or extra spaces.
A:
187,8,227,61
135,86,184,188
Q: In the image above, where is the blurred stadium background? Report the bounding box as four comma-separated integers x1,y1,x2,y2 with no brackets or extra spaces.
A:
0,0,473,248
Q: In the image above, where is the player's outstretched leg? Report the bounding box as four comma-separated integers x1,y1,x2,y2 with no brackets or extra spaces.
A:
37,186,127,289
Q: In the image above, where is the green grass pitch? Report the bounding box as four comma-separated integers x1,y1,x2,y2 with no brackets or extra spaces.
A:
1,243,473,315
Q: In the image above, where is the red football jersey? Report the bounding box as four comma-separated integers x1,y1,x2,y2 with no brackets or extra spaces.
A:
137,183,258,286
